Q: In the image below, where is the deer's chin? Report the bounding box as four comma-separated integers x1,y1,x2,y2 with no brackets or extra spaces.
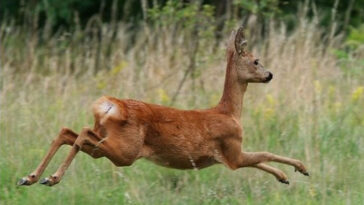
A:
246,78,271,83
263,78,272,83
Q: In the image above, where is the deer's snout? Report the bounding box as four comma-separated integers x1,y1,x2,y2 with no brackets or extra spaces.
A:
264,72,273,83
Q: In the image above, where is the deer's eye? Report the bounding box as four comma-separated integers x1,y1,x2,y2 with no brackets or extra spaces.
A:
254,59,259,66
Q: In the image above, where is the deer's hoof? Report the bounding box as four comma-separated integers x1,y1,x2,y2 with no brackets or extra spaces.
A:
278,179,290,185
295,167,310,176
39,176,59,186
39,178,52,186
302,171,309,176
17,178,31,186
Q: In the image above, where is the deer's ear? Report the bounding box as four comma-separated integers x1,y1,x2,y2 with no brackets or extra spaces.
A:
226,30,236,54
234,27,247,55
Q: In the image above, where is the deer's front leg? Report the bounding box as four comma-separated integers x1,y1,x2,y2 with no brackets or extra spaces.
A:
251,163,289,184
221,138,309,184
241,151,309,176
17,128,78,186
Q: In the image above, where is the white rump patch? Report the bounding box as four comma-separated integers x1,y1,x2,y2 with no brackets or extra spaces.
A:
92,97,121,124
99,101,117,116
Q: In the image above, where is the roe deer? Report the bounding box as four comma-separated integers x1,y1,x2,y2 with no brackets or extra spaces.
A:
18,27,308,187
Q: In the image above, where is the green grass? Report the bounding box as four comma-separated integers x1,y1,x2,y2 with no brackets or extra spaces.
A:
1,18,364,204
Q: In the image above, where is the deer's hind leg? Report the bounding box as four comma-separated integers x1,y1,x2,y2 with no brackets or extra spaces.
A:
39,126,142,186
17,128,104,186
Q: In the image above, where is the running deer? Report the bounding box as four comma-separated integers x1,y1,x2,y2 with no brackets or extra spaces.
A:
18,27,308,187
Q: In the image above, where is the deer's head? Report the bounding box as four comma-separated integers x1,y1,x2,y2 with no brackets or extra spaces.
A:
228,27,273,83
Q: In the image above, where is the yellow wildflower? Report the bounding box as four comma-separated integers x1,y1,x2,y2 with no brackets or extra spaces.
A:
351,86,364,102
209,93,220,107
314,80,322,95
158,88,170,104
266,94,276,106
97,80,106,90
111,60,128,75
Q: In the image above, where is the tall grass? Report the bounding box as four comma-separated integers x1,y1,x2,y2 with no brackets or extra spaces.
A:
1,9,364,205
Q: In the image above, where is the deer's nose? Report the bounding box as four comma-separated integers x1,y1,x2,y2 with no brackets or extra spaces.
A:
264,72,273,82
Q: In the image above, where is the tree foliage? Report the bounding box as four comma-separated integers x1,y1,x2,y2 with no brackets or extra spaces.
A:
1,0,363,34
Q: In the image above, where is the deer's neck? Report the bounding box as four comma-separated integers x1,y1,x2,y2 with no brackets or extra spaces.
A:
216,55,247,119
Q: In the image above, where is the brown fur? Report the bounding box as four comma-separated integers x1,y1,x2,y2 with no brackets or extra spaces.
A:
18,27,308,187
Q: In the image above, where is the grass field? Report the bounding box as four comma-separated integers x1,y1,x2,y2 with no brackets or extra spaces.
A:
1,16,364,204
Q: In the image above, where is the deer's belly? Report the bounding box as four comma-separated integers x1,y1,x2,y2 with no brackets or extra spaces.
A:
142,127,219,169
144,153,218,170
